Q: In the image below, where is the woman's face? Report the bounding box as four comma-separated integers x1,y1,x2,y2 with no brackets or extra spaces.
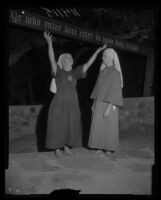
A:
62,54,73,71
102,51,113,66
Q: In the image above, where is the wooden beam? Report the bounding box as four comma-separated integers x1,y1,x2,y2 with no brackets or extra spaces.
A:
9,9,154,56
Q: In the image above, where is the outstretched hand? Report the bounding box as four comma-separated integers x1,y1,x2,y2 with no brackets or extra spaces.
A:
97,44,107,52
82,44,107,73
43,31,53,44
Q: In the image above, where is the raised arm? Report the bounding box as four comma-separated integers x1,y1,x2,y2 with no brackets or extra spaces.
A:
83,44,107,73
43,31,57,76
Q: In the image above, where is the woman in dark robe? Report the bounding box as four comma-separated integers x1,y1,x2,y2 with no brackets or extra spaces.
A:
88,48,123,157
43,31,107,157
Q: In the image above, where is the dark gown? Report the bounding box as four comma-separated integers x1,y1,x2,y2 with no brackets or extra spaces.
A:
45,65,86,149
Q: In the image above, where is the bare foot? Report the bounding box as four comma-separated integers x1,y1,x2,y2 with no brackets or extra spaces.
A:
105,151,114,156
95,150,107,158
95,150,104,155
64,146,73,156
55,149,63,157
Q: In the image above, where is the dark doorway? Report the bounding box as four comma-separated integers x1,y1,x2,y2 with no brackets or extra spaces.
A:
118,51,147,98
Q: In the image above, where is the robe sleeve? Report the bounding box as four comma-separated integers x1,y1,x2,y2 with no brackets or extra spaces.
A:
73,65,87,79
105,72,123,107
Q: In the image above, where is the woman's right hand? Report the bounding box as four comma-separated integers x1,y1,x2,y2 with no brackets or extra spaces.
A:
43,31,52,44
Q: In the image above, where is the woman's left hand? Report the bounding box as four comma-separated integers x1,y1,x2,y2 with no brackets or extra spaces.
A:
97,44,107,52
102,44,108,50
103,109,110,118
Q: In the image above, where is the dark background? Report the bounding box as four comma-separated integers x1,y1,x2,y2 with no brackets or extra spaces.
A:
9,27,147,106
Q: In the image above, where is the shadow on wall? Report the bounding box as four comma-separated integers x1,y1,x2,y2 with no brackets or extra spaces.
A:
35,105,49,152
80,98,93,147
35,93,54,152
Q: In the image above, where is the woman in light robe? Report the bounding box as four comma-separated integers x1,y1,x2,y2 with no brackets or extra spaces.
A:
88,48,123,157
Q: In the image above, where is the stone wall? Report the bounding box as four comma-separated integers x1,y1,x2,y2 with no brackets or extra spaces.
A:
9,105,42,140
9,97,154,141
119,97,154,134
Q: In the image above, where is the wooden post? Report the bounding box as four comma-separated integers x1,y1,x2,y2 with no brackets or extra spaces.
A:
143,55,154,96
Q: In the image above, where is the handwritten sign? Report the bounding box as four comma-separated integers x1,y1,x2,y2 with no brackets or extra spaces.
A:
9,9,153,55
